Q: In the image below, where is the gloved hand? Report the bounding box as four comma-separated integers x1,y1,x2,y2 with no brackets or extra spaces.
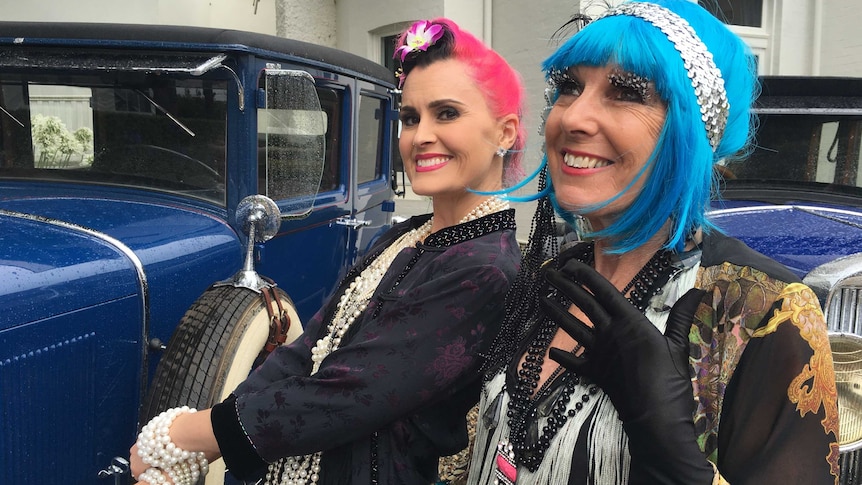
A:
540,258,714,485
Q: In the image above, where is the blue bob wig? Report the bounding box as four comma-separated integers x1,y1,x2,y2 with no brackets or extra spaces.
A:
541,0,758,253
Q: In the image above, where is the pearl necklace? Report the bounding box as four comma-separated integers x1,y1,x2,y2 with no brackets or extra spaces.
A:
310,217,433,367
266,197,509,485
459,196,511,221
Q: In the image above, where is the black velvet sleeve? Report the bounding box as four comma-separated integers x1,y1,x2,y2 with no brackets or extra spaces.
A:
211,394,268,480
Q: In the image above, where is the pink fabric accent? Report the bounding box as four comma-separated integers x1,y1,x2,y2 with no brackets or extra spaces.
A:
496,452,517,482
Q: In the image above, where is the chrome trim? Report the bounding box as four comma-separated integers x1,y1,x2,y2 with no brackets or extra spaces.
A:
0,209,150,393
840,451,861,485
708,204,862,220
825,278,862,334
335,216,371,228
804,254,862,307
215,195,280,293
754,107,862,116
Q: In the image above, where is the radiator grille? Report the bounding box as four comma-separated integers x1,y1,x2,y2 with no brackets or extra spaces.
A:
0,332,97,483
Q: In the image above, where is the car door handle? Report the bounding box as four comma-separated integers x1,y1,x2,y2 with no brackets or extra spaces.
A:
334,216,371,228
97,457,130,484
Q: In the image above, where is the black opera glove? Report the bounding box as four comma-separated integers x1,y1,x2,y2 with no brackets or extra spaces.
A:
539,259,714,485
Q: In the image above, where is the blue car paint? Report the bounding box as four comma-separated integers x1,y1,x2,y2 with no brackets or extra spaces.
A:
0,186,244,344
0,299,143,482
0,213,142,330
0,211,145,481
709,204,862,278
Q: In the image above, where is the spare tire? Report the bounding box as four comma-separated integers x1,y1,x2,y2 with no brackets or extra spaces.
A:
141,284,303,484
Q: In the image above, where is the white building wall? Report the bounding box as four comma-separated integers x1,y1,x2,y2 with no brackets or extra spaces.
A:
277,0,336,47
764,0,818,75
0,0,277,36
818,0,862,76
336,0,447,64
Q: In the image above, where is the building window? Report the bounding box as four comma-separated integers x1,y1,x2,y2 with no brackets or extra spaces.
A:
381,34,399,76
381,33,404,183
699,0,762,27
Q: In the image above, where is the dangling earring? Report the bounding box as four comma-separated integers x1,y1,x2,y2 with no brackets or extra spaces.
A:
496,146,508,158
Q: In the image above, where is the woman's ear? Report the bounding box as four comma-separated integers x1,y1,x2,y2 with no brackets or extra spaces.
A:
498,113,520,150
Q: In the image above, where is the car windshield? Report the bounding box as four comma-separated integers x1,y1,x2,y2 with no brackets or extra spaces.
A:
0,64,228,204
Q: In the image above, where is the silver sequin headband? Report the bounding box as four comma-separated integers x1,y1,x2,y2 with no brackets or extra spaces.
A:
597,2,729,151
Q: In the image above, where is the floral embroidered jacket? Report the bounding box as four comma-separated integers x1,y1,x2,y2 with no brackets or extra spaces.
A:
693,232,839,484
211,210,520,484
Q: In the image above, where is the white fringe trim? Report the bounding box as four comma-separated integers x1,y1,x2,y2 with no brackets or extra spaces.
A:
468,373,629,485
587,393,629,485
469,373,508,484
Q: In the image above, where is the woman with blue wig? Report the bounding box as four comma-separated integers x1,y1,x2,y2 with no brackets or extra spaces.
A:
468,1,839,484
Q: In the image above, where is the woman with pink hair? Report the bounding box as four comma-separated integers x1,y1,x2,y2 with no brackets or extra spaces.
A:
128,18,525,485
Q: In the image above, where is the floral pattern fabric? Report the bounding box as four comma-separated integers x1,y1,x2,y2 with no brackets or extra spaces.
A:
692,234,839,483
211,211,520,484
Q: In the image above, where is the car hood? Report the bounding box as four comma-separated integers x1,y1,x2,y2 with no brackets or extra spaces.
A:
707,203,862,279
0,189,242,331
0,210,145,330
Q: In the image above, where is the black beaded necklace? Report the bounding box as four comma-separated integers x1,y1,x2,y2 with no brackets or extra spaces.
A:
505,242,677,472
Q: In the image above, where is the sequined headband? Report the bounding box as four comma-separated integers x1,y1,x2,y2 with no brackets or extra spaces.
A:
597,2,729,151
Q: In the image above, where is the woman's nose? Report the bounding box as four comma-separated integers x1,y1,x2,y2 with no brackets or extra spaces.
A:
558,94,601,136
412,119,436,147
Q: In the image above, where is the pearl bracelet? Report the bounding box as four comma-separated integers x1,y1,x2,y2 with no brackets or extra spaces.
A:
138,467,168,484
136,406,210,485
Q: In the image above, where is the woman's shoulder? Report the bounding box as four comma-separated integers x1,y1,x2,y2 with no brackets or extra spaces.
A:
700,231,800,284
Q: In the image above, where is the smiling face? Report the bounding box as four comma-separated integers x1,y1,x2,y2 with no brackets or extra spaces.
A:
398,59,517,209
545,64,667,230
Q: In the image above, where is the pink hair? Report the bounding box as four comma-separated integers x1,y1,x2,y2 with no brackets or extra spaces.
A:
397,18,527,184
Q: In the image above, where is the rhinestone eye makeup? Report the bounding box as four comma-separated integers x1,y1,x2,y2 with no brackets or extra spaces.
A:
607,69,653,102
545,68,576,100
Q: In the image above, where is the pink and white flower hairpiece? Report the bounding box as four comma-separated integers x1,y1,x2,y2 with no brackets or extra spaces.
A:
393,20,445,88
394,20,444,62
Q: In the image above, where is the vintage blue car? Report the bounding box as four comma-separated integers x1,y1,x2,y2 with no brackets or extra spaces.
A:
0,22,398,483
710,75,862,483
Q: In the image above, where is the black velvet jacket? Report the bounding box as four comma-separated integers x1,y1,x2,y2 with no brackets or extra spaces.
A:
212,210,520,484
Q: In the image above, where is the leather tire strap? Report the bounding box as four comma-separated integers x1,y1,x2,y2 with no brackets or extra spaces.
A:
257,287,292,362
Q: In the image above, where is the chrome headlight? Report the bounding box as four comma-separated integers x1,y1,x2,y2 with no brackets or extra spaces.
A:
825,273,862,453
804,255,862,483
830,332,862,452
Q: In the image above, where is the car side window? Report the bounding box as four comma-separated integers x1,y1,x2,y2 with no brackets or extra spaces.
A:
357,94,386,185
257,85,342,196
317,87,342,192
